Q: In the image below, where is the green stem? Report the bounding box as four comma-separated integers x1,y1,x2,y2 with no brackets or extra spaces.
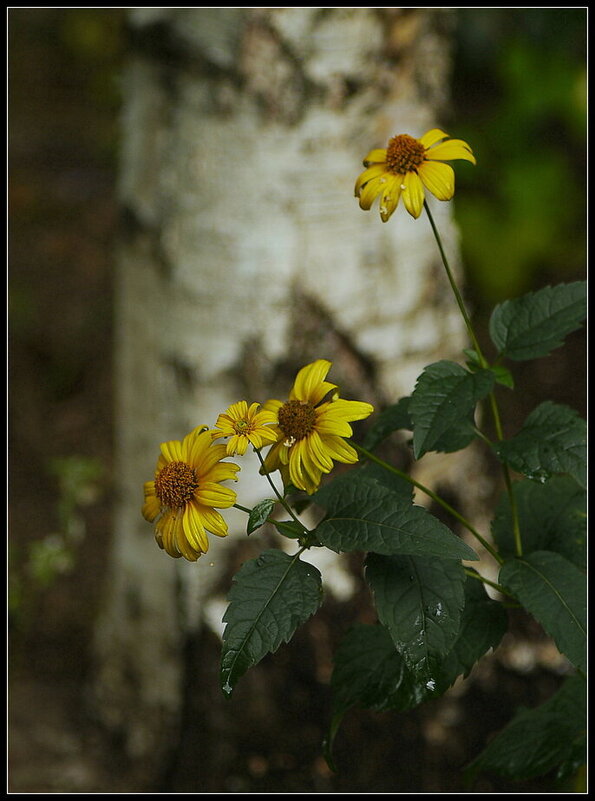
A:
354,442,503,564
254,449,311,537
424,200,523,558
424,201,486,366
463,567,514,598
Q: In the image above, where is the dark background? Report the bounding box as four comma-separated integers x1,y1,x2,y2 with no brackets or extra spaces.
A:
8,8,586,793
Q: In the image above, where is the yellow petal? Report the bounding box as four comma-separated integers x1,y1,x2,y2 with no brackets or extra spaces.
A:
378,175,402,222
362,148,387,166
418,160,455,201
426,140,476,164
355,163,389,196
291,360,337,405
402,171,426,219
142,494,161,522
320,435,358,464
160,439,182,463
419,128,450,149
199,506,229,538
196,482,237,508
325,398,374,422
358,174,387,211
183,504,209,553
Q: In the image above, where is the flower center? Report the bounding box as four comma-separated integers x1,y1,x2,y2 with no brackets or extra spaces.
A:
385,134,426,175
155,461,199,509
233,420,251,434
277,400,316,443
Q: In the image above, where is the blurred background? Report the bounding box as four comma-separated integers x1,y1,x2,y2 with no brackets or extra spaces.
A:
8,8,586,793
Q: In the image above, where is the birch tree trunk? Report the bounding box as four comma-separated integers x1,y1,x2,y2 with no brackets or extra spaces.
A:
91,7,475,786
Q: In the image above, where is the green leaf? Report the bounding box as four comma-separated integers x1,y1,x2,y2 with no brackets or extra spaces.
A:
466,673,586,781
490,365,515,389
409,361,495,459
272,520,306,539
362,396,412,450
491,476,586,569
220,550,323,696
495,401,586,487
434,569,508,693
325,623,431,768
313,476,478,561
499,551,586,672
330,624,429,717
365,553,466,681
247,498,275,535
489,281,586,361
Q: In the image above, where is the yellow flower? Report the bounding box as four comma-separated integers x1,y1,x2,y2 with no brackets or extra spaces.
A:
261,360,374,495
142,426,240,561
354,128,476,221
211,400,278,456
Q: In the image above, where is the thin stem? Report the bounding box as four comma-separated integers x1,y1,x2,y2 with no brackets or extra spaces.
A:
354,443,503,564
254,449,310,536
424,201,486,366
424,200,523,557
463,567,514,599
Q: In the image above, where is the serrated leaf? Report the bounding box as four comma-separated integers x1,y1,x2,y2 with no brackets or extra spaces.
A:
489,281,586,361
365,553,466,681
362,396,412,450
220,550,323,696
313,476,478,561
324,623,431,770
499,551,586,671
330,624,429,716
434,570,508,692
495,401,586,487
410,361,495,458
466,674,586,781
491,476,586,569
247,498,275,535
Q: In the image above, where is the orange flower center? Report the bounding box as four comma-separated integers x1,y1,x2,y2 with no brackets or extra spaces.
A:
278,400,316,442
155,460,199,509
385,134,426,174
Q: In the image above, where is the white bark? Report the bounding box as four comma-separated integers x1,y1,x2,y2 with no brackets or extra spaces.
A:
91,7,470,778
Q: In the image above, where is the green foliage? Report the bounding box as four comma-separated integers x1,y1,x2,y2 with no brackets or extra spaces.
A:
215,274,585,786
365,553,466,681
220,550,323,696
489,282,587,361
499,552,586,673
491,476,586,569
466,673,586,781
313,474,477,561
410,361,494,458
494,401,586,487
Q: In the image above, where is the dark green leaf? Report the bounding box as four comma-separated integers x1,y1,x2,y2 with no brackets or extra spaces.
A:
434,569,508,693
365,553,466,681
330,624,429,716
495,401,586,487
314,476,478,561
354,460,414,501
491,476,586,569
272,520,306,539
325,623,432,770
499,551,586,671
247,498,275,535
489,281,586,361
410,361,495,458
220,550,323,696
362,396,412,451
466,674,586,781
